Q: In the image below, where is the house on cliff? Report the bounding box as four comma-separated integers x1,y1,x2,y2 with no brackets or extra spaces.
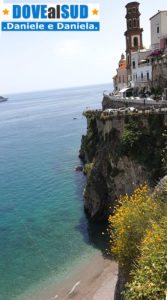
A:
112,4,167,99
150,11,167,98
131,49,152,93
150,10,167,50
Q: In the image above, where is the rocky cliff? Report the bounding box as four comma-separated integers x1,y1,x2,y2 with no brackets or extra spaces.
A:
79,111,167,220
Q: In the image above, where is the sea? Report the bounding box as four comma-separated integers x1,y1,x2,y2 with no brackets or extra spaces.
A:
0,83,112,300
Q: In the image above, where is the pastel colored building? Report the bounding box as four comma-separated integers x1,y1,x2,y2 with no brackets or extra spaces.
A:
160,36,167,51
113,54,128,92
131,49,152,91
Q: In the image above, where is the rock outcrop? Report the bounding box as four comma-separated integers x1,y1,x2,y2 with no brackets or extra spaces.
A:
80,111,166,220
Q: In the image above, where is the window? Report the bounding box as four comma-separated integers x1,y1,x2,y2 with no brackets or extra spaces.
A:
133,19,136,27
166,39,167,46
157,26,160,34
147,72,149,80
133,61,136,69
141,72,143,79
128,8,131,14
134,37,138,47
133,7,136,13
119,76,121,83
136,74,138,81
129,20,132,28
123,75,125,83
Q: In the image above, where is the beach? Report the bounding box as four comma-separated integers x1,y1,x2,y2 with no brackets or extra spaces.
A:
33,254,118,300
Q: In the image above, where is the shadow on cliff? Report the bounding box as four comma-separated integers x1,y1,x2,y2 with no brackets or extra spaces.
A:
73,162,110,258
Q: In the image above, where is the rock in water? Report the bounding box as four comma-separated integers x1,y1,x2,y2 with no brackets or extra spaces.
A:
74,166,83,172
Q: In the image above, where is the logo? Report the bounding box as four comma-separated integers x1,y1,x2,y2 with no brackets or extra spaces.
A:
0,3,100,31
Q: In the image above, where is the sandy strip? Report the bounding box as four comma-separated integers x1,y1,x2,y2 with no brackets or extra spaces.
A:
33,254,118,300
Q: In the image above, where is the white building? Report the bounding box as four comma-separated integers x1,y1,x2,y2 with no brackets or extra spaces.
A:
131,50,152,91
150,11,167,50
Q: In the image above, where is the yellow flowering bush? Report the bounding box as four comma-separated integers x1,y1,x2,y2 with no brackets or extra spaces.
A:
108,185,161,272
124,218,167,299
106,125,167,297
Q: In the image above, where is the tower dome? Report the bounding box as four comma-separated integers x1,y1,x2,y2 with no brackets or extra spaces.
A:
119,53,126,67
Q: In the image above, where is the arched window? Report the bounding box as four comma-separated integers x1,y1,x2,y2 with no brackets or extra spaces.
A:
133,19,136,27
129,20,132,28
134,37,138,47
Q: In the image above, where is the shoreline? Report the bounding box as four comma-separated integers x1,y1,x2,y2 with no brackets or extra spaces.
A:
32,253,118,300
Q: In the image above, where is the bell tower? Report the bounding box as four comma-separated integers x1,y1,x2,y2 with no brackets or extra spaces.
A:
124,2,143,81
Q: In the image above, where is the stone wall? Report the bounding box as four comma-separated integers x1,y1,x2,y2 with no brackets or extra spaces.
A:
152,58,167,89
102,95,167,110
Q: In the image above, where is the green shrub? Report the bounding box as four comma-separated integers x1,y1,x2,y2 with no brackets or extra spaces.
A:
124,217,167,299
121,121,142,155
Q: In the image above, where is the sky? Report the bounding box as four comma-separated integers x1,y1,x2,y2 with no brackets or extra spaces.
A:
0,0,167,94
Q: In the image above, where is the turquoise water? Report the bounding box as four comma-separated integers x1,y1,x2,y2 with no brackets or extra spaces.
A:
0,84,111,300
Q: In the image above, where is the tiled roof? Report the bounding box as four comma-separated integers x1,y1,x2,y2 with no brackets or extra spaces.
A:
117,62,127,70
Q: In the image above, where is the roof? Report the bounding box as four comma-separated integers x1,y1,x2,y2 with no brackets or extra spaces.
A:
112,75,117,79
125,2,139,8
117,62,127,71
150,10,167,20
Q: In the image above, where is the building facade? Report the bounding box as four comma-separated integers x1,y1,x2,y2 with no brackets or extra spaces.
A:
150,11,167,50
131,49,152,92
124,2,144,82
112,4,167,98
160,36,167,50
152,54,167,90
149,11,167,94
113,54,128,92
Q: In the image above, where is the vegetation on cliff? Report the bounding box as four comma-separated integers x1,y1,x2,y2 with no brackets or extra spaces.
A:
81,111,167,220
83,111,166,182
106,125,167,299
120,114,165,181
107,184,167,299
81,111,167,297
125,217,167,299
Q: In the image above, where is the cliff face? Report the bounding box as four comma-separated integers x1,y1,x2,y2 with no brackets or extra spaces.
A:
80,111,166,220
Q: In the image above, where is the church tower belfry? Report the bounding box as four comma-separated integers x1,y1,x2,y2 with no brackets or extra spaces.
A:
124,2,143,81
